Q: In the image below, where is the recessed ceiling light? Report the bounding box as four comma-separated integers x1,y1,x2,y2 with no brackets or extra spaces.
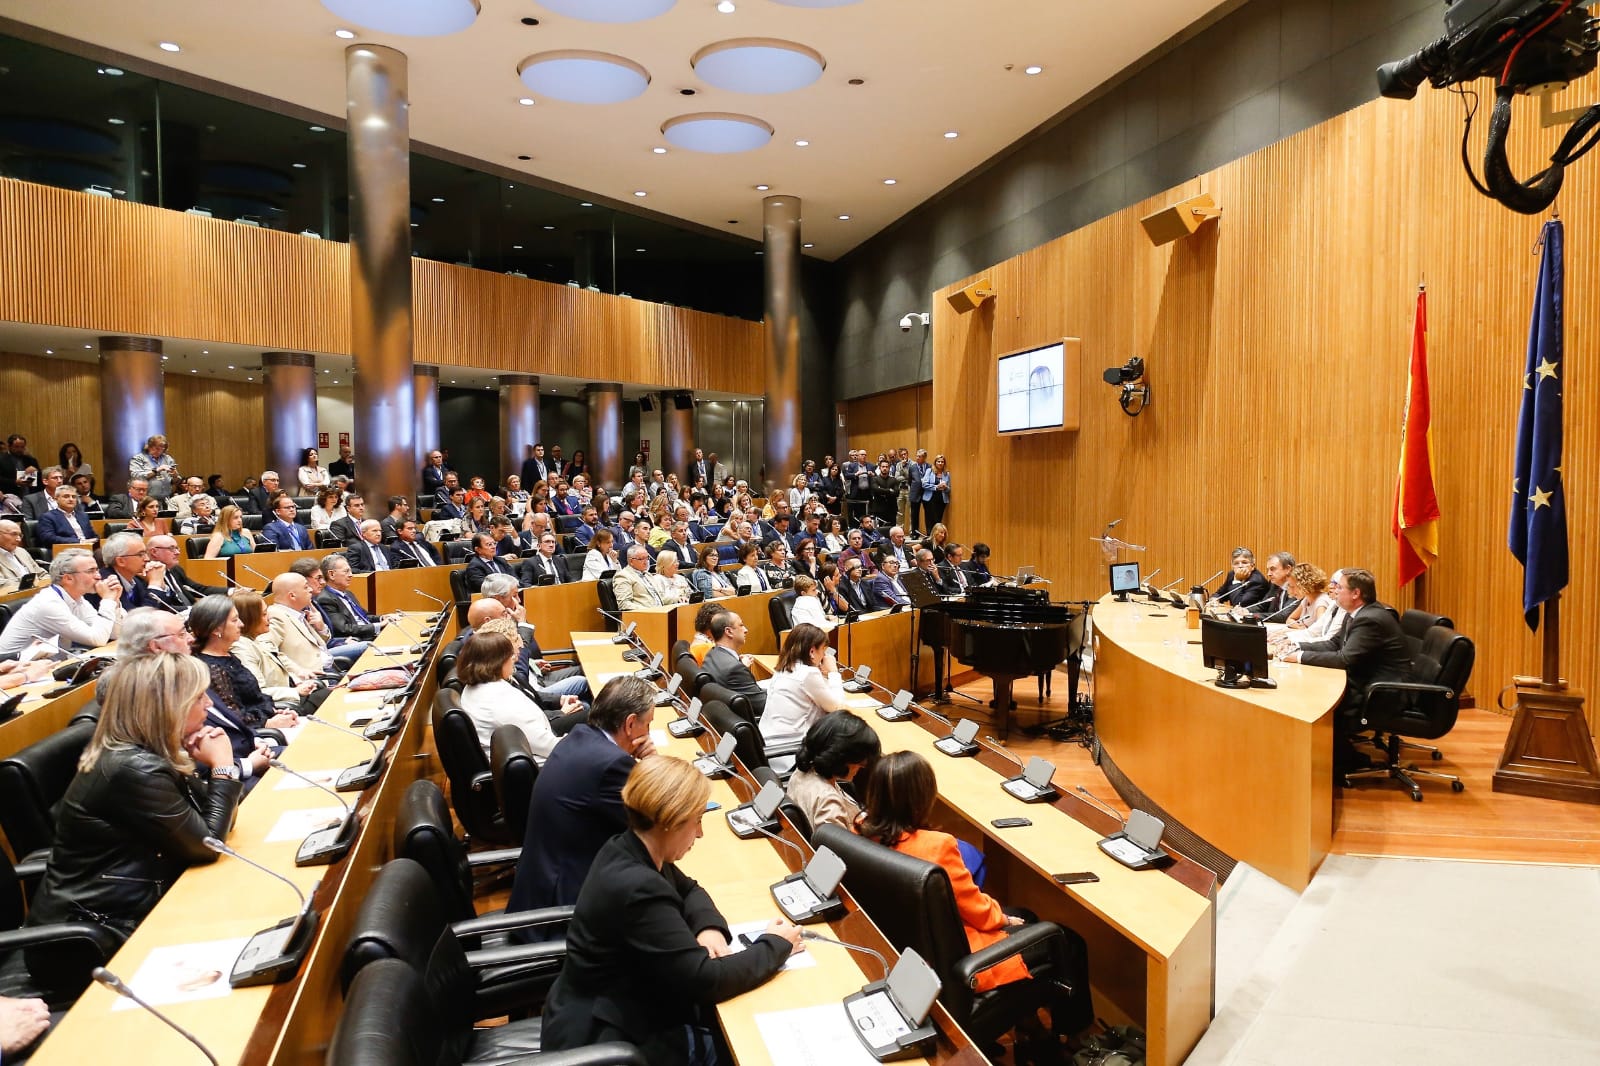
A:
803,242,813,248
159,41,181,52
944,130,958,139
521,16,540,25
727,219,739,224
190,369,197,373
717,0,736,11
517,154,532,160
310,125,327,132
662,112,773,153
693,38,826,95
634,190,647,197
431,196,445,202
794,139,809,147
1024,65,1043,75
882,178,896,185
246,377,253,381
755,184,770,190
107,117,125,125
580,201,594,207
518,97,535,105
99,67,125,76
635,247,646,252
543,224,556,230
837,214,850,220
334,28,357,39
517,50,651,105
292,161,308,168
202,349,208,354
507,183,515,189
512,244,523,249
410,222,419,227
320,0,481,36
83,344,92,349
227,365,235,370
44,349,53,354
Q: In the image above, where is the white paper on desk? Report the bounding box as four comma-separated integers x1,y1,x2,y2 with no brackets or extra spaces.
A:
342,689,391,706
595,671,631,686
727,920,816,971
275,720,307,745
572,638,614,647
19,637,59,662
651,729,671,749
264,806,346,843
111,937,250,1010
272,767,342,791
753,1003,879,1066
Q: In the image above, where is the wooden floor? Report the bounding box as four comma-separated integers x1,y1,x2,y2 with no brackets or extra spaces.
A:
951,671,1600,869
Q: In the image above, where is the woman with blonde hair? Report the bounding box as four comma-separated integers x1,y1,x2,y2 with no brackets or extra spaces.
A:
205,504,255,559
651,550,691,605
542,756,802,1064
24,653,242,993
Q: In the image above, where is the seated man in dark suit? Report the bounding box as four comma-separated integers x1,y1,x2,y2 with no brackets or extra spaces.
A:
34,486,98,547
1280,567,1412,774
145,535,228,610
526,531,570,585
387,519,440,567
89,532,157,613
259,495,312,551
836,557,877,614
505,676,658,937
701,610,768,717
464,532,522,593
70,473,106,517
316,554,383,642
571,506,600,548
327,494,367,548
244,470,280,516
19,466,65,519
105,478,152,520
912,547,954,595
939,542,975,596
379,496,410,542
345,519,397,574
873,556,912,608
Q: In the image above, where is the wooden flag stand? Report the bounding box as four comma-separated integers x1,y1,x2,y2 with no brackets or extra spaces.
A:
1493,594,1600,803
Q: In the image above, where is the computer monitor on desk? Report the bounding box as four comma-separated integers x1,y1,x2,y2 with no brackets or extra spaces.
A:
1200,616,1270,689
1109,562,1141,601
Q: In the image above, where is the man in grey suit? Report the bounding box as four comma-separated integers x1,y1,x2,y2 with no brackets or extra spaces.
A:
701,610,767,717
19,466,65,519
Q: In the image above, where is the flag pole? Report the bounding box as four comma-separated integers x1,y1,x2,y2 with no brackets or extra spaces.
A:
1540,594,1561,689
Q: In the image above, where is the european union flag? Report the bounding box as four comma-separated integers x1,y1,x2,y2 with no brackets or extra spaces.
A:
1508,220,1568,630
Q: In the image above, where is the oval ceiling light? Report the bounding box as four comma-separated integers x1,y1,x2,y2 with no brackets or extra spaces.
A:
532,0,675,23
518,51,651,104
768,0,860,6
661,112,773,153
321,0,480,35
692,38,824,95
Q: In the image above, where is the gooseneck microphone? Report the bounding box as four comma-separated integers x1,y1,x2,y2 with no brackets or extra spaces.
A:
92,968,220,1065
597,614,651,662
800,930,889,980
750,820,806,858
266,758,357,866
1074,785,1126,825
201,837,320,986
239,563,275,590
982,735,1025,769
299,716,385,791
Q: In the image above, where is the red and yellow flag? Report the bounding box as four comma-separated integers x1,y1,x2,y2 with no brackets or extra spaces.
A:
1393,289,1440,587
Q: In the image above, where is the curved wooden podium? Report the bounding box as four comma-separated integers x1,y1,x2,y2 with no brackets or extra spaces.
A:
1092,596,1346,890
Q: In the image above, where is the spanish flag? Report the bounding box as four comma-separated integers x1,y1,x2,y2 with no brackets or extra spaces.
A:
1393,288,1440,587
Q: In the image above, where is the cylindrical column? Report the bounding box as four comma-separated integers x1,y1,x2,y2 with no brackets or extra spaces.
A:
762,194,802,497
585,384,623,492
262,352,318,483
346,42,415,510
500,373,540,487
98,336,164,496
660,391,694,486
413,364,440,486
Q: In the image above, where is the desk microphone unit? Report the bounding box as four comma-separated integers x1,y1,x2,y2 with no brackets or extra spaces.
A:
668,696,705,738
268,759,360,866
633,650,665,680
877,689,916,722
933,718,980,758
202,837,320,986
1002,755,1059,803
693,732,737,779
727,778,783,839
842,946,942,1062
843,664,874,694
770,844,847,924
1096,808,1173,871
654,671,683,706
300,715,386,791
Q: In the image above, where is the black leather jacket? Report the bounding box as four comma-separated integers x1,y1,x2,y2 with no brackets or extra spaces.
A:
26,745,241,940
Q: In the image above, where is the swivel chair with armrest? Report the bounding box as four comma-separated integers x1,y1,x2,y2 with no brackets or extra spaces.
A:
814,824,1093,1050
431,690,517,846
490,726,539,843
1345,624,1475,800
698,682,802,774
0,718,98,873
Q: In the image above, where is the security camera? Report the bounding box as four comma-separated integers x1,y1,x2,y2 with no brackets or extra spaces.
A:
899,312,930,332
1103,357,1150,417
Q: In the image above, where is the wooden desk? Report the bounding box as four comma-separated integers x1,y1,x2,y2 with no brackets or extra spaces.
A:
832,610,939,696
234,548,337,589
521,581,603,652
184,557,231,591
1092,596,1345,890
2,677,97,757
670,590,781,658
367,564,460,615
31,614,448,1066
621,603,678,659
568,636,975,1066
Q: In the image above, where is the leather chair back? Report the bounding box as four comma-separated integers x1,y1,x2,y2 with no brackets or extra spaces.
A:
768,590,798,636
0,718,96,860
1400,608,1455,642
699,680,756,728
328,958,438,1066
700,698,767,774
447,568,471,627
1366,627,1475,743
675,652,702,698
0,604,9,637
392,779,478,925
490,725,538,842
596,578,620,630
814,824,982,1023
429,690,510,845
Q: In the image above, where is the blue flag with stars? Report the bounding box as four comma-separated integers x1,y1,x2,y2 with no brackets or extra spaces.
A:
1508,219,1568,631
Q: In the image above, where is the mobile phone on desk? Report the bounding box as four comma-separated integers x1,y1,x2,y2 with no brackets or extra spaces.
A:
1053,871,1099,885
705,800,721,812
991,817,1032,829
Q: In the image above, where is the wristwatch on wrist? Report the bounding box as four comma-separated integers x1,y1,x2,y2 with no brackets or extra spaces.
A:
210,765,241,781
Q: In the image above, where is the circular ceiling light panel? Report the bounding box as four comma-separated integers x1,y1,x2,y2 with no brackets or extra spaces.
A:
533,0,675,22
518,51,651,104
661,112,774,153
767,0,861,6
692,39,824,95
321,0,480,36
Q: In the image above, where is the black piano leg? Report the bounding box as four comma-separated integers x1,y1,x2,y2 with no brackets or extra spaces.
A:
990,678,1017,740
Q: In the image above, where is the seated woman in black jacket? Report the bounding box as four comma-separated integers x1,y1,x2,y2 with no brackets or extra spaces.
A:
25,653,242,995
190,595,299,787
542,756,803,1066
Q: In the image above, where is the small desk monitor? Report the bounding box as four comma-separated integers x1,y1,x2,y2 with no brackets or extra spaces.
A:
1109,562,1141,601
1200,616,1269,688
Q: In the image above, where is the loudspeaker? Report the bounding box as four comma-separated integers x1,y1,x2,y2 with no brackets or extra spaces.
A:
946,278,995,314
1140,193,1219,246
672,394,693,410
639,395,656,413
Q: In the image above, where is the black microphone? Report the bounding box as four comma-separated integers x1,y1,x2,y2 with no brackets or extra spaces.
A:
146,592,183,614
598,615,650,662
265,758,358,866
239,563,274,591
799,930,888,980
1196,569,1225,595
408,587,449,625
1074,784,1125,825
200,837,320,986
92,968,220,1065
1255,597,1297,624
299,716,385,790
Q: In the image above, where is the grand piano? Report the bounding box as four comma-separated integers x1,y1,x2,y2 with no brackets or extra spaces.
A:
905,574,1078,738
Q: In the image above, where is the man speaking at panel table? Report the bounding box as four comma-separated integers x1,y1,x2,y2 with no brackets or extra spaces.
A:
1277,567,1411,776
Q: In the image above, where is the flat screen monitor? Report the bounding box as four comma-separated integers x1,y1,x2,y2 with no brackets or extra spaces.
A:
1200,616,1269,685
997,340,1066,434
1109,562,1141,597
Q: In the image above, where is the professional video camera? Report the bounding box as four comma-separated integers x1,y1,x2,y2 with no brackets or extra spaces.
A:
1377,0,1600,213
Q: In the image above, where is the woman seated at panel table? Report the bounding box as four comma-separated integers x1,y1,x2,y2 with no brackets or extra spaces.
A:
689,545,735,601
1210,546,1270,607
23,653,243,998
1271,564,1343,652
309,486,345,532
204,504,256,559
651,551,692,606
178,491,217,536
582,529,621,582
190,595,299,788
457,626,572,761
229,590,325,712
123,494,168,538
759,624,847,772
541,756,803,1066
784,710,880,834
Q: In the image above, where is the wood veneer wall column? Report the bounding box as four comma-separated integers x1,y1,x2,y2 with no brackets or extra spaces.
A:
98,336,163,496
586,384,623,491
500,374,539,488
262,352,317,483
413,364,440,486
660,391,695,487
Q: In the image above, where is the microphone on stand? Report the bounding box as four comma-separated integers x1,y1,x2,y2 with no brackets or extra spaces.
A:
200,838,320,986
799,930,888,980
1074,785,1126,825
1160,576,1186,592
300,716,385,790
982,735,1026,769
91,968,220,1065
597,614,650,663
266,759,358,866
1197,569,1226,600
986,735,1059,802
408,588,449,625
240,563,275,592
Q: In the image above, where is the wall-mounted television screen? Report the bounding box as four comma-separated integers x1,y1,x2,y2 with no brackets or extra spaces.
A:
997,340,1066,434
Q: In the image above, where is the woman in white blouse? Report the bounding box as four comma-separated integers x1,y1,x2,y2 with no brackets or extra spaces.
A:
309,487,345,532
822,516,848,555
455,626,560,761
297,448,332,495
786,474,813,513
760,624,847,772
787,575,834,632
581,529,621,581
503,474,531,515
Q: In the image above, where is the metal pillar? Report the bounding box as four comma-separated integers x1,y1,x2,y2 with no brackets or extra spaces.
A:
585,383,623,492
262,352,318,483
500,374,540,487
98,336,164,496
762,194,802,497
660,391,694,486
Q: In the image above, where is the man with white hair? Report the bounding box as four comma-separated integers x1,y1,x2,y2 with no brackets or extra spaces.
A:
34,484,97,547
245,470,280,516
0,549,123,658
169,477,208,520
92,532,160,612
0,520,46,593
346,519,396,574
611,544,662,611
117,606,194,656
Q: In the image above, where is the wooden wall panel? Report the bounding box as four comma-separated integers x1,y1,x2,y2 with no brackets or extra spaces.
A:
0,352,101,474
842,383,933,460
890,82,1600,728
161,375,268,488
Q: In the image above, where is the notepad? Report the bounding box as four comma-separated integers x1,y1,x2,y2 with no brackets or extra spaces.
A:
263,806,345,843
753,1004,879,1066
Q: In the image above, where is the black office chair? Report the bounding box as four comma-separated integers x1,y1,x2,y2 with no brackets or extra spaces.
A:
1399,609,1454,642
0,849,120,1014
699,698,769,775
184,535,209,559
596,579,620,632
430,690,516,846
767,589,797,637
392,780,525,933
698,681,756,729
338,859,570,1036
0,718,97,868
490,726,539,843
0,604,9,638
328,957,645,1066
673,653,703,700
1347,625,1475,800
814,825,1093,1049
447,567,472,627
